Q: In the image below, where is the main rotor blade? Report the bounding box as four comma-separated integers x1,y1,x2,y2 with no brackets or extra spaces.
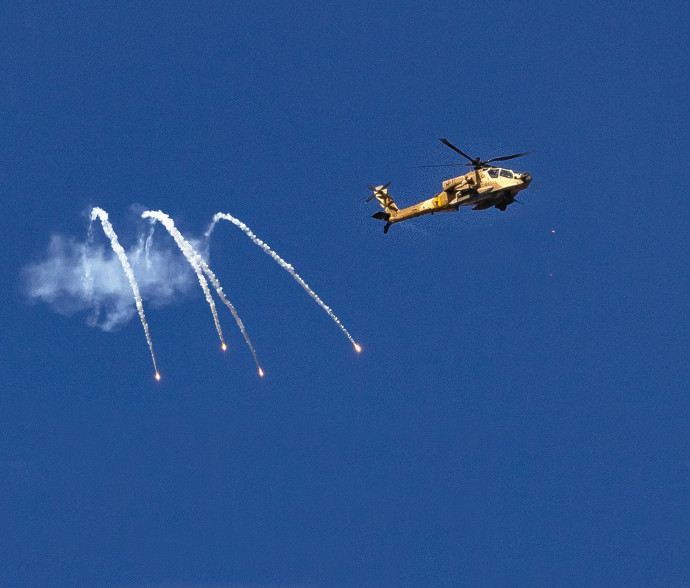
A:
484,152,531,164
439,138,474,163
415,163,465,168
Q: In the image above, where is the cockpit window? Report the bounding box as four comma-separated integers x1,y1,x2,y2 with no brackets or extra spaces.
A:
487,168,499,178
500,169,513,179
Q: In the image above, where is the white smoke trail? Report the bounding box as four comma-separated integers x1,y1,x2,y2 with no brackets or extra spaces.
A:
141,210,226,349
141,210,263,373
80,219,95,301
199,263,263,376
90,207,160,379
206,213,361,352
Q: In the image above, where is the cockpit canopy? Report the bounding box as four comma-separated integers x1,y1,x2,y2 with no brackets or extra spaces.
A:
487,168,514,179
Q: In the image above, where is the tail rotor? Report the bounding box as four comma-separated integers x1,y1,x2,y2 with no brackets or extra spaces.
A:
366,181,392,203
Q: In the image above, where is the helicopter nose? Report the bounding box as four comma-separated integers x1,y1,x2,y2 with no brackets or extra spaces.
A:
522,172,532,184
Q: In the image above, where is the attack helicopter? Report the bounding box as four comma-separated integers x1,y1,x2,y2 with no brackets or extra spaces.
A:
367,138,532,233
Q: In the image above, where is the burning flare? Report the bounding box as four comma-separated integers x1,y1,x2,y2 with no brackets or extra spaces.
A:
142,210,262,374
142,210,225,346
73,209,359,380
206,212,360,349
90,207,160,376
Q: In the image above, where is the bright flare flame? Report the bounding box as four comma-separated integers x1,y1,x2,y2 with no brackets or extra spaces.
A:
155,372,161,381
91,207,159,376
207,213,359,349
222,342,227,351
142,210,226,347
259,367,264,377
354,343,362,353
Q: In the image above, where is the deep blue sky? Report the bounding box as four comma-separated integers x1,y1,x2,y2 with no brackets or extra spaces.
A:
2,2,689,586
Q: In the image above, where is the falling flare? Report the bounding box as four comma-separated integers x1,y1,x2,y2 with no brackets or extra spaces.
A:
199,262,261,370
90,207,159,376
141,210,262,373
142,210,225,346
74,209,361,379
206,213,359,348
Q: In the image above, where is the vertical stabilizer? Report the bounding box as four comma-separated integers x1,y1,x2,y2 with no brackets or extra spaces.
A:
366,183,398,216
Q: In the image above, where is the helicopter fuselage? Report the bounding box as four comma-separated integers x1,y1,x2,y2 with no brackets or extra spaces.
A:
391,166,532,224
